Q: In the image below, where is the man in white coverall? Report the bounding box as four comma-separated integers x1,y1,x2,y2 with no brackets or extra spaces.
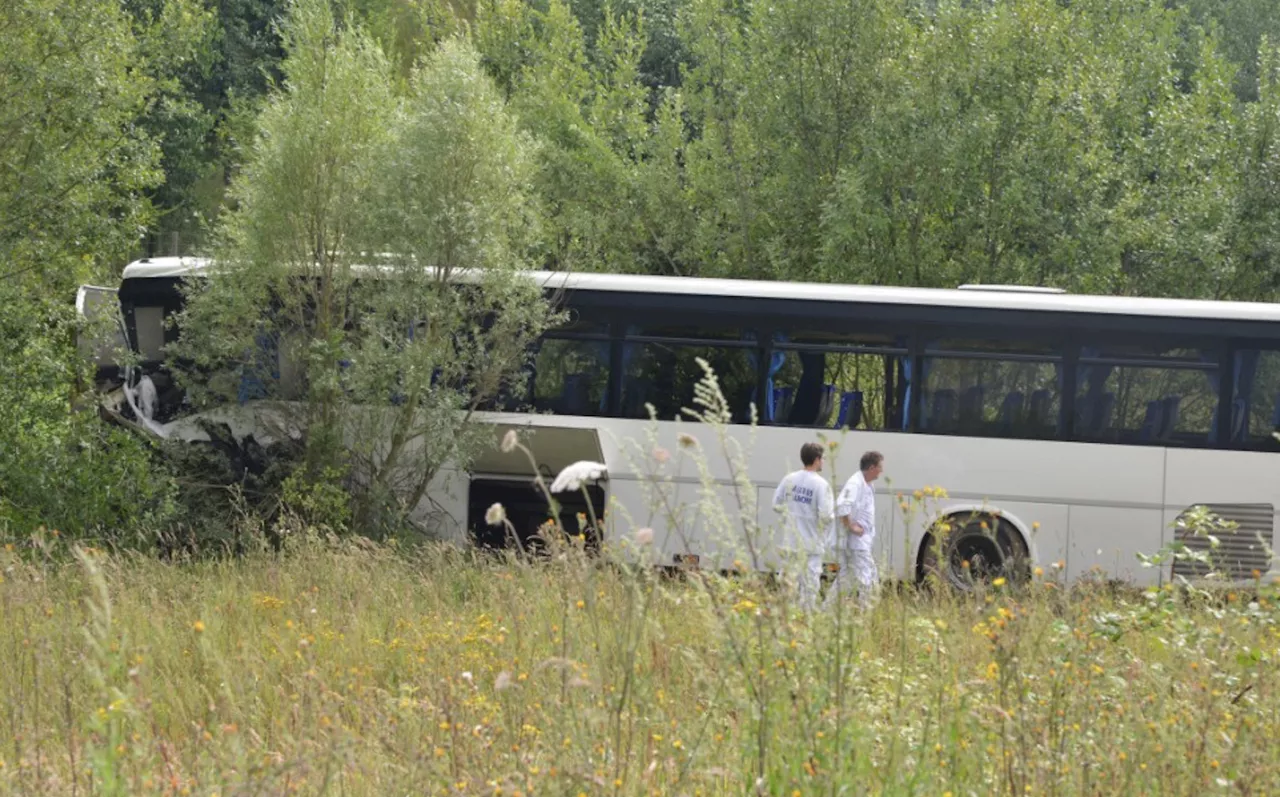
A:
827,450,884,609
772,442,834,611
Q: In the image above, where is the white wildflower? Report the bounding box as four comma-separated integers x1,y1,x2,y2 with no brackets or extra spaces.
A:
635,527,654,546
550,460,607,493
484,502,506,526
494,671,513,691
501,429,518,453
652,446,670,463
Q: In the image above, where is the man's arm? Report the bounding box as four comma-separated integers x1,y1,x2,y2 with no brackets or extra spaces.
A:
772,477,788,511
836,477,865,535
853,480,875,534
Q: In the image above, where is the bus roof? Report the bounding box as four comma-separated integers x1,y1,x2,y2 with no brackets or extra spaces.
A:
120,256,1280,326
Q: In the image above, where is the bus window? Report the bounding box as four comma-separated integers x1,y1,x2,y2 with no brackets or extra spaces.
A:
532,337,609,416
619,325,757,422
1075,345,1218,445
770,331,903,430
922,339,1062,439
1233,350,1280,449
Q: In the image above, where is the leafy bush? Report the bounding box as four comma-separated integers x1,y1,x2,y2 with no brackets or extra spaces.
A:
0,303,176,545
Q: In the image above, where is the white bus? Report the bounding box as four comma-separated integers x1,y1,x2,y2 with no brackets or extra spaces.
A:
97,257,1280,586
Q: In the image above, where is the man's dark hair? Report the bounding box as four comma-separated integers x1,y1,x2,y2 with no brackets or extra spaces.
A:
800,442,824,467
860,450,883,471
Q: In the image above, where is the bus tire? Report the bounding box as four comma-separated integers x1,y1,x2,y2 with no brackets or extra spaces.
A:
917,512,1031,590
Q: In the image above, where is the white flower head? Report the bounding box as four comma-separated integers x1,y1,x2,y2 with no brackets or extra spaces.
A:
501,429,519,453
652,446,670,464
494,671,513,691
550,460,607,493
635,527,654,546
484,502,506,526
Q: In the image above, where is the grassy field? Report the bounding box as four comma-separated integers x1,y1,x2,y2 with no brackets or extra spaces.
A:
3,527,1280,796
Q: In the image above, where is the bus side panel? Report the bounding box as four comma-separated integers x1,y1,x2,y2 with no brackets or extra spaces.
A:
872,492,898,577
606,477,752,571
411,466,468,545
754,485,782,570
1067,505,1163,586
1163,449,1280,508
873,435,1166,509
696,483,769,571
605,477,674,561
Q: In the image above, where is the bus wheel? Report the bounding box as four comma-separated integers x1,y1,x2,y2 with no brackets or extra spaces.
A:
918,514,1030,590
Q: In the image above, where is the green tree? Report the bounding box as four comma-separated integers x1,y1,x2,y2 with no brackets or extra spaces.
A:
1222,40,1280,300
1179,0,1280,103
123,0,219,219
474,2,654,272
0,0,176,541
172,0,556,535
674,0,1243,294
0,0,162,289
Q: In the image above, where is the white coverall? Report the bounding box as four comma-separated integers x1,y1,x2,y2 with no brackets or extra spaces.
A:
827,470,879,608
772,469,834,611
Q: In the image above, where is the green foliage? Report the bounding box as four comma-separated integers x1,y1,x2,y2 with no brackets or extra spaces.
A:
1179,0,1280,103
280,465,352,532
172,0,558,537
0,0,179,546
1224,39,1280,297
0,305,175,543
338,0,468,81
0,0,162,287
463,0,1280,300
379,37,541,271
474,0,687,273
17,0,1275,297
124,0,222,250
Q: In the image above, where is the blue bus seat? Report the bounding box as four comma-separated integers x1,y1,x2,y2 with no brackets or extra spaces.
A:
773,386,795,423
814,384,837,426
834,390,864,429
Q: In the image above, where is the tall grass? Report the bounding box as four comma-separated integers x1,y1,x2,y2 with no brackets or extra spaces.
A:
2,364,1279,795
4,536,1280,795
